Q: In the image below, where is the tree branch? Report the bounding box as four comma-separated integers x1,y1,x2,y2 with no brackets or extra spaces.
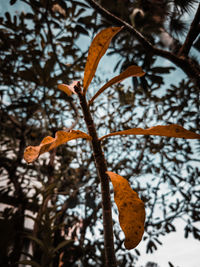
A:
85,0,200,88
74,82,116,267
0,195,38,212
179,3,200,56
86,0,153,51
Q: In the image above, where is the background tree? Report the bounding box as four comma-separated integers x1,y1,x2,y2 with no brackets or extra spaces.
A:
0,0,200,266
85,0,200,261
0,0,100,266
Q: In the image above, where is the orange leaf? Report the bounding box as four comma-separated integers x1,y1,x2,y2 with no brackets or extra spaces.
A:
83,27,122,94
107,171,145,250
89,65,145,105
24,130,92,163
100,124,200,141
57,81,79,96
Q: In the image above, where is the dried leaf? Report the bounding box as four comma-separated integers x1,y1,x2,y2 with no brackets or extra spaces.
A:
89,65,145,105
83,27,122,94
100,124,200,141
57,81,79,96
107,171,145,250
24,130,92,163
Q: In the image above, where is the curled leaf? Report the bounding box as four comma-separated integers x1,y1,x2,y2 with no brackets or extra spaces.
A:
83,27,122,94
100,124,200,141
107,171,145,250
57,81,79,96
89,65,145,105
24,130,92,163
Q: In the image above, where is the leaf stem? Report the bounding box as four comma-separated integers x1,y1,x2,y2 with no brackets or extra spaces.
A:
74,82,117,267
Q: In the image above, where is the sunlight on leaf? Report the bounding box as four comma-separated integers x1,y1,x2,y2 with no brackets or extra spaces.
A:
57,81,79,96
100,124,200,141
89,65,145,105
24,130,92,163
83,27,122,94
107,171,145,250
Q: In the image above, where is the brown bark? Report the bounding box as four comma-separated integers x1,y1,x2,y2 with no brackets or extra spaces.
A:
74,83,117,267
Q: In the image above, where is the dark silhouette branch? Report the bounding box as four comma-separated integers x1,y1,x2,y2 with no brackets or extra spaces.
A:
0,195,38,212
179,3,200,56
85,0,200,88
74,82,116,267
85,0,153,51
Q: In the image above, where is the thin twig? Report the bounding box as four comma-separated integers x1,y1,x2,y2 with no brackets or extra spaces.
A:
179,3,200,56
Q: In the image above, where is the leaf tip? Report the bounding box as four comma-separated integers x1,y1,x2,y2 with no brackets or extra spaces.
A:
24,146,39,163
57,84,73,96
57,81,79,96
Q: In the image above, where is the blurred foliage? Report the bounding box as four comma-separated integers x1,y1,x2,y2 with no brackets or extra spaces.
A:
0,0,200,266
